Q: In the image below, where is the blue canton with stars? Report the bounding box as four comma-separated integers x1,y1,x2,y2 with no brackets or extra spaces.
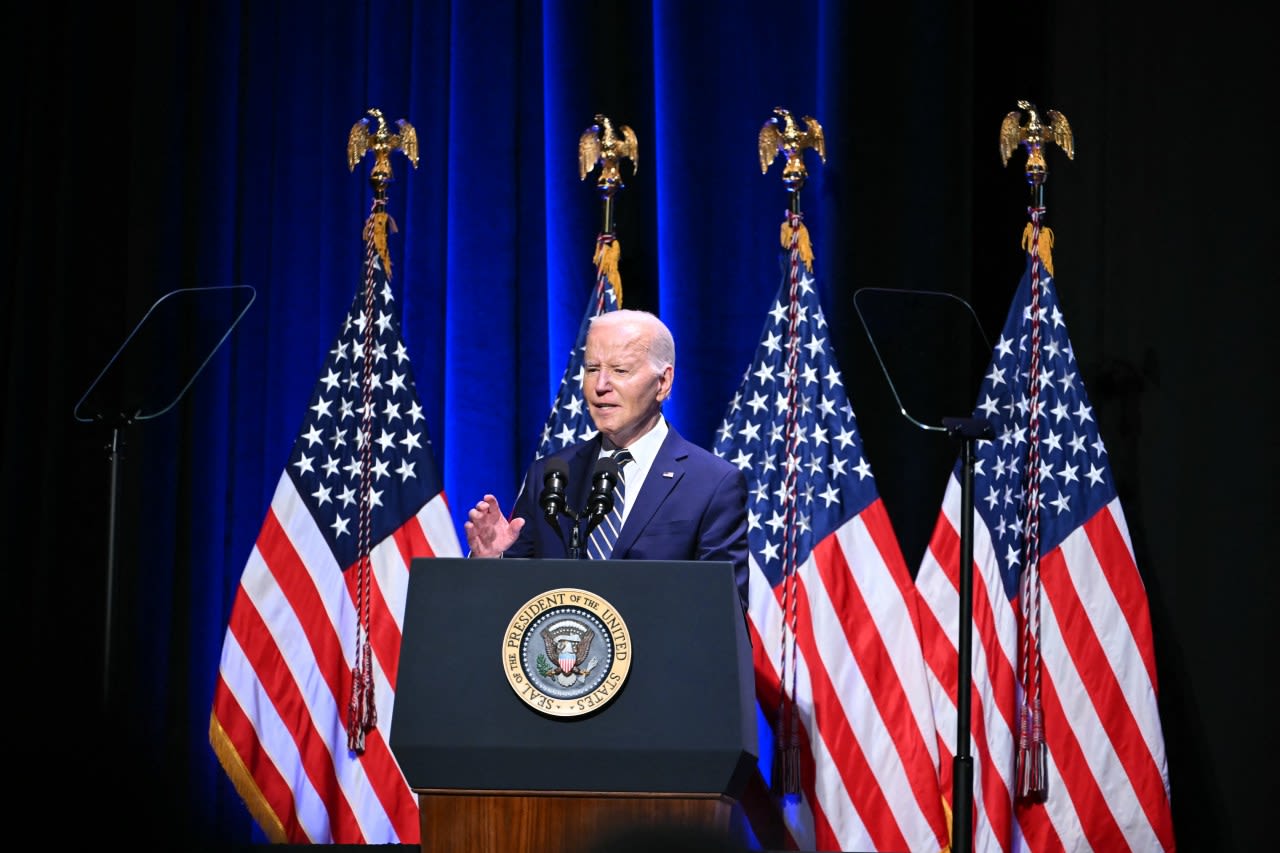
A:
713,265,878,587
285,253,443,571
967,259,1117,600
535,276,620,460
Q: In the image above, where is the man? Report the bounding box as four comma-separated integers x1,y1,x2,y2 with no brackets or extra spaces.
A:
464,309,749,608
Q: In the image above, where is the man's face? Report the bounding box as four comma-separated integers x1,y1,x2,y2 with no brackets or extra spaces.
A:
583,321,672,448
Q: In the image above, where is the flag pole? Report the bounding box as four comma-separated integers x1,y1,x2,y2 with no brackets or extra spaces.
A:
344,107,419,751
996,99,1075,817
758,106,826,797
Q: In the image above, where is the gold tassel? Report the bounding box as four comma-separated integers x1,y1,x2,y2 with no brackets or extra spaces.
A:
593,238,624,306
1020,222,1056,277
780,219,815,272
363,211,399,280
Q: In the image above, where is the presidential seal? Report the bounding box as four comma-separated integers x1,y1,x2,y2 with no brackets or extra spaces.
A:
502,587,632,718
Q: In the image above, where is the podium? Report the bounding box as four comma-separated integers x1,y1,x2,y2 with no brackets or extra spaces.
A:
390,558,757,853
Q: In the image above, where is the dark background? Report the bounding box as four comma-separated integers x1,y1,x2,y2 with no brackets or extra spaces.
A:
5,1,1273,849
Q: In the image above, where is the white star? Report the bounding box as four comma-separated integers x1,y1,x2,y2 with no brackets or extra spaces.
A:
300,424,324,448
753,360,776,385
1074,401,1094,425
854,458,872,479
371,457,390,480
322,456,340,478
311,483,332,506
1043,429,1063,454
293,453,314,476
400,430,423,452
768,504,788,532
310,397,333,420
1086,464,1105,486
768,301,788,326
330,514,350,538
762,330,783,354
386,370,407,394
396,458,417,481
731,449,753,471
827,456,848,478
739,421,761,443
337,485,358,507
818,483,840,508
1050,492,1071,514
804,334,825,359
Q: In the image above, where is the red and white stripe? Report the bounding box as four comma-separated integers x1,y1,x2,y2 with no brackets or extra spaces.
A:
210,473,461,844
917,477,1175,852
749,499,950,853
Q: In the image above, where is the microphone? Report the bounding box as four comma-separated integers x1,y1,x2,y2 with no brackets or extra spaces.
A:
585,456,621,522
539,457,569,521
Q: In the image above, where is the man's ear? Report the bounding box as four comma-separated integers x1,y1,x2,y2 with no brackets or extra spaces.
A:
656,364,674,402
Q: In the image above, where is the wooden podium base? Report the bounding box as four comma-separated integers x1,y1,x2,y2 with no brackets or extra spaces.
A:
416,788,735,853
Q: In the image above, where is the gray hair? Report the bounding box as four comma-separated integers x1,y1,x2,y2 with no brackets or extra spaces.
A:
589,309,675,372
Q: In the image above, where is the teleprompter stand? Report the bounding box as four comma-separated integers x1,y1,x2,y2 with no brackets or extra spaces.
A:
73,285,255,708
854,287,992,853
391,557,757,853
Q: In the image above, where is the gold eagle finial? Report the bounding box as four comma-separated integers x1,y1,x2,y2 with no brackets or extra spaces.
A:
999,100,1073,184
578,114,638,196
347,108,419,185
758,107,825,193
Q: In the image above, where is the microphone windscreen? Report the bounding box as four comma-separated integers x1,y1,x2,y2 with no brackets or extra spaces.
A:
592,456,621,482
544,457,570,480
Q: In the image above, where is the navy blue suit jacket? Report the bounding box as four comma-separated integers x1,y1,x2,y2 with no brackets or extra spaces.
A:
505,425,749,608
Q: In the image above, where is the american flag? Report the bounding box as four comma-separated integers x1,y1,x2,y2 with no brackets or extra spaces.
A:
209,200,462,843
534,234,620,460
914,218,1175,851
714,213,949,852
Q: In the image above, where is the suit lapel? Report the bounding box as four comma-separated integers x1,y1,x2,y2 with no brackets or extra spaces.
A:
613,429,687,556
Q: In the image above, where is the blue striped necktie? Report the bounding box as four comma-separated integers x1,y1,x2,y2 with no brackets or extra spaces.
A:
587,449,632,560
